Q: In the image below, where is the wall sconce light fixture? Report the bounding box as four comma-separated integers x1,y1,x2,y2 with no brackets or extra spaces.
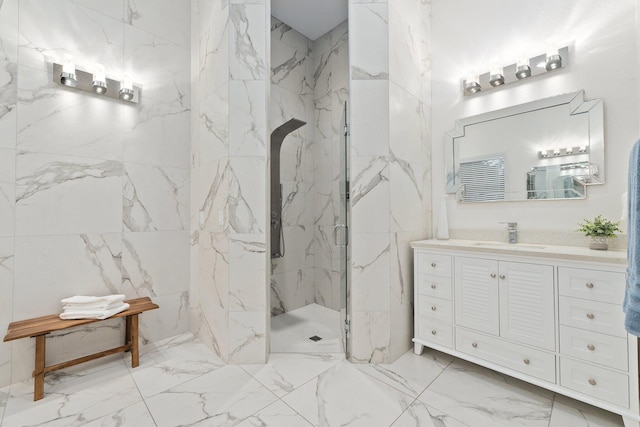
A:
54,62,141,103
538,145,589,159
60,55,77,87
464,73,481,95
463,45,569,97
489,60,505,87
92,64,107,94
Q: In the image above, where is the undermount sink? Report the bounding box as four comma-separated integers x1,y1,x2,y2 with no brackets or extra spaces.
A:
471,241,547,249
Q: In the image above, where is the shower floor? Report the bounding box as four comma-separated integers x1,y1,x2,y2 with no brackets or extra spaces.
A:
270,303,344,353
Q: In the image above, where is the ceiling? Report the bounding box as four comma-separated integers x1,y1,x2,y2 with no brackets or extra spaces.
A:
271,0,348,41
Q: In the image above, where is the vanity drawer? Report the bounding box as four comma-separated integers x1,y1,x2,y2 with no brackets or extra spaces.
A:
455,328,556,383
558,267,625,304
559,325,628,371
417,275,452,300
559,296,626,338
418,318,453,348
418,295,452,323
417,253,452,278
559,358,629,408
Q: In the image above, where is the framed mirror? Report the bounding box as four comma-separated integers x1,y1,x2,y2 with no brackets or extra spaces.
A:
445,90,604,202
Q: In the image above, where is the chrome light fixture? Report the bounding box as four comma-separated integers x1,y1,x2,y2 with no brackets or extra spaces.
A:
545,51,562,71
464,74,481,95
489,60,505,87
60,54,77,87
91,64,107,94
515,56,531,80
119,79,134,101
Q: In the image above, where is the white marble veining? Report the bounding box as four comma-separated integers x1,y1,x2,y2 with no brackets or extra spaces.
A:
0,333,627,426
229,4,266,80
125,0,190,47
349,2,389,80
270,303,343,353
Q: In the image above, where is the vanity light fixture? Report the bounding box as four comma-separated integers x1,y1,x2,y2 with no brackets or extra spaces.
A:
119,79,134,101
91,64,107,94
53,61,141,103
538,145,589,159
462,46,569,97
489,60,505,87
464,73,481,94
60,54,78,87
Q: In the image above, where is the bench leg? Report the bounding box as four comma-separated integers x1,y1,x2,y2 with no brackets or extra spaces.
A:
34,335,46,401
125,316,132,351
130,314,139,368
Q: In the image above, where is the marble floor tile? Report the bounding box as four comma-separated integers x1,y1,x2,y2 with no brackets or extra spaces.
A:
144,365,278,427
418,359,554,427
2,363,143,427
0,336,628,427
0,385,8,421
391,400,470,427
129,333,226,397
356,348,453,398
241,352,344,397
548,394,624,427
82,401,156,427
282,360,414,427
236,400,313,427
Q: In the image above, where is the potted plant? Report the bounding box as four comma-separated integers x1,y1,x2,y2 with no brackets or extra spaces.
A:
577,214,622,250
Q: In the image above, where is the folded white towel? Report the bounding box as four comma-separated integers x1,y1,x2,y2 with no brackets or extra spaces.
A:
61,294,126,305
59,303,130,320
62,301,124,311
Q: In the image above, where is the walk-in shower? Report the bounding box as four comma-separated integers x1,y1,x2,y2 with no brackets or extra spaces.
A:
270,118,306,259
269,12,350,357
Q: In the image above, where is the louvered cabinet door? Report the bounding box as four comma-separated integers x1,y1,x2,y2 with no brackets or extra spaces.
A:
454,257,500,335
499,261,555,351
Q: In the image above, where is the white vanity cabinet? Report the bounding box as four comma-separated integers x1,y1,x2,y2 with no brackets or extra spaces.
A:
411,240,637,427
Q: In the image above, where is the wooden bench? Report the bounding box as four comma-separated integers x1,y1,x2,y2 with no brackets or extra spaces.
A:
3,297,159,401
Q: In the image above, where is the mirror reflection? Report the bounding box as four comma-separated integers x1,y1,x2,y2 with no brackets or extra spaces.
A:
445,90,604,203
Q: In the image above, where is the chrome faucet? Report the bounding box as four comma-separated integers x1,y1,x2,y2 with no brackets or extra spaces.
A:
500,222,518,244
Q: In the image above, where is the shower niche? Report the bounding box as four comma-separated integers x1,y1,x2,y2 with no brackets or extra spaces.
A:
269,13,350,355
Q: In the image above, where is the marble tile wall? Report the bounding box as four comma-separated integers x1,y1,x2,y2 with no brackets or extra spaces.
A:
0,0,191,386
349,0,432,363
269,17,348,317
190,0,269,364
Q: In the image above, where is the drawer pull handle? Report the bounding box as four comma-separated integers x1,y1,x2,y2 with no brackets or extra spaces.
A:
499,274,506,280
588,378,597,386
471,342,478,348
431,262,437,267
431,330,437,335
490,273,496,278
587,344,595,351
586,282,594,289
431,284,437,289
586,313,595,320
431,306,437,311
523,358,530,365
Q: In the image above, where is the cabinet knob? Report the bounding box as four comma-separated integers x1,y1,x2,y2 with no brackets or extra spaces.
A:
523,358,530,365
585,282,594,289
588,378,597,386
490,273,496,278
499,274,506,280
431,330,437,335
586,313,595,320
471,342,478,348
431,284,437,289
431,306,437,311
431,262,437,267
587,344,595,351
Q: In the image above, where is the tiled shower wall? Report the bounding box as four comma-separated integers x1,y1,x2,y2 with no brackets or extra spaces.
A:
269,18,349,316
0,0,191,386
349,0,432,363
190,0,270,364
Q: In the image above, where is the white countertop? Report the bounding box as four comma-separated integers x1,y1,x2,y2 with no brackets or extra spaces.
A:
410,239,627,265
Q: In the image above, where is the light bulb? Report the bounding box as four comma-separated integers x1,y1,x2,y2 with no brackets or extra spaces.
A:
92,64,107,94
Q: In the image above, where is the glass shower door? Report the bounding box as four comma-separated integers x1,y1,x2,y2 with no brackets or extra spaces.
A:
337,101,350,356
